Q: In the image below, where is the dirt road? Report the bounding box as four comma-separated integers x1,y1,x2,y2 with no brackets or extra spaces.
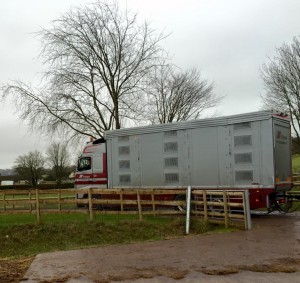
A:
21,213,300,282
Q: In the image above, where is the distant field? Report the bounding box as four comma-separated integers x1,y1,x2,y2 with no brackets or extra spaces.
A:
292,154,300,173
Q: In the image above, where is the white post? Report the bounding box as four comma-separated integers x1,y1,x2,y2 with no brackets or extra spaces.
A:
185,186,192,235
244,190,252,230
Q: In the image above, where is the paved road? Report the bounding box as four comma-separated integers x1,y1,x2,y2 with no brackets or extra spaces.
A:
21,213,300,283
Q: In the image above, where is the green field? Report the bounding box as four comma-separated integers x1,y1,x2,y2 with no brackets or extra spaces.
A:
293,154,300,173
0,213,233,259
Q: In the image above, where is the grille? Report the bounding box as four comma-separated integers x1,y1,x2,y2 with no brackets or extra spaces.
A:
118,146,130,155
119,174,131,184
233,122,251,130
235,171,253,182
119,160,130,170
164,157,178,168
118,136,130,142
165,173,179,184
164,142,178,153
234,153,252,164
164,130,177,137
234,135,252,147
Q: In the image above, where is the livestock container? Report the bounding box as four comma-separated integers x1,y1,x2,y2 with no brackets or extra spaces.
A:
104,110,292,209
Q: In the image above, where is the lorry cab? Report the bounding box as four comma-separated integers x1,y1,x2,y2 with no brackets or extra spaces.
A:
75,138,108,191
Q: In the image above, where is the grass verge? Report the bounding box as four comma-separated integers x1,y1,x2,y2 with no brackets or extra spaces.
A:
0,213,233,282
0,213,230,259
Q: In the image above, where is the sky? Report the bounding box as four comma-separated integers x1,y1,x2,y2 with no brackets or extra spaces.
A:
0,0,299,169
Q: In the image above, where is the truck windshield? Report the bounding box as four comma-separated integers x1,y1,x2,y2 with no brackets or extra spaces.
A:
77,157,91,171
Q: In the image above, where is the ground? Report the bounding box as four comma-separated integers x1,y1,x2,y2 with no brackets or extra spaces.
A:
1,213,300,283
0,257,33,283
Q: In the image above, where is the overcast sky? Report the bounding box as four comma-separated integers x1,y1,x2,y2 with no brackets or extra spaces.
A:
0,0,299,169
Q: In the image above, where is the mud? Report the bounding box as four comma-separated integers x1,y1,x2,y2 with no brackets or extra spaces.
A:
21,213,300,282
0,257,33,283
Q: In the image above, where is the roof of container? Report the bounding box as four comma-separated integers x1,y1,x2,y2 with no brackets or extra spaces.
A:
105,110,288,138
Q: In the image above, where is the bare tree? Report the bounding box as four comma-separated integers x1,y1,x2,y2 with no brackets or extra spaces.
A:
46,142,71,188
261,36,300,143
14,151,45,188
2,0,166,139
146,64,220,124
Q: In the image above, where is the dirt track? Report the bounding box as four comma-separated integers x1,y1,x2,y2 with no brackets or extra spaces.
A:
21,213,300,282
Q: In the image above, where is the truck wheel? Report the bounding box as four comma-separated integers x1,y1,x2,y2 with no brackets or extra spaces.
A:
275,198,293,213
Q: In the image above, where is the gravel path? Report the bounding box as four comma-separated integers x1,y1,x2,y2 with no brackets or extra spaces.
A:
21,213,300,283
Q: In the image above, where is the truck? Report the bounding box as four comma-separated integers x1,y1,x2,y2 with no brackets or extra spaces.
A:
75,110,293,211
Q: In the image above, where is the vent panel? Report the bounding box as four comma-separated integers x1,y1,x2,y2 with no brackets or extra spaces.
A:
164,157,178,168
235,171,253,182
234,153,252,164
164,142,178,153
234,135,252,147
118,146,130,155
164,130,177,137
233,122,251,130
119,160,130,170
165,173,179,184
118,136,129,142
119,174,131,185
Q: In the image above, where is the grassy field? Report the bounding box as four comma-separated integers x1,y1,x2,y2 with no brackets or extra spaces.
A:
0,213,237,282
0,213,233,259
292,154,300,173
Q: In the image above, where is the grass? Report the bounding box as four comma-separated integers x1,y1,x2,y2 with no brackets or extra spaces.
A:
292,154,300,173
0,213,229,259
0,213,234,283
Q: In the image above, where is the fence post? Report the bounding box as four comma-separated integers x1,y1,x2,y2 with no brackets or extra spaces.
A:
12,193,15,209
88,188,94,221
29,190,32,213
151,189,156,215
35,189,41,224
203,190,208,220
120,189,124,211
58,189,61,211
185,186,192,235
243,190,252,230
223,191,229,228
3,191,6,211
137,190,143,221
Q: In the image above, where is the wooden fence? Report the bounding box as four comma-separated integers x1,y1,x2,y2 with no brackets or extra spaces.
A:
0,188,251,229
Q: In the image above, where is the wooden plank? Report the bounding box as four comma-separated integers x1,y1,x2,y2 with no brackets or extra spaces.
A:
120,189,124,211
151,189,155,214
88,188,94,221
137,190,143,221
203,190,208,220
223,191,228,228
36,209,88,215
2,199,36,205
36,189,41,224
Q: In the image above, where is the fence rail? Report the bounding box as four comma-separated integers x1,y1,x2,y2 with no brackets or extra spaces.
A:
0,188,251,230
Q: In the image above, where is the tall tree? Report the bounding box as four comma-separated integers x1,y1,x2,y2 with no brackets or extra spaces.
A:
14,151,45,188
261,36,300,143
146,64,219,124
2,0,166,139
46,142,71,188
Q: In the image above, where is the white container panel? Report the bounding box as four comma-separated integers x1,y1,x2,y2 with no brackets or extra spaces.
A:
190,126,220,186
